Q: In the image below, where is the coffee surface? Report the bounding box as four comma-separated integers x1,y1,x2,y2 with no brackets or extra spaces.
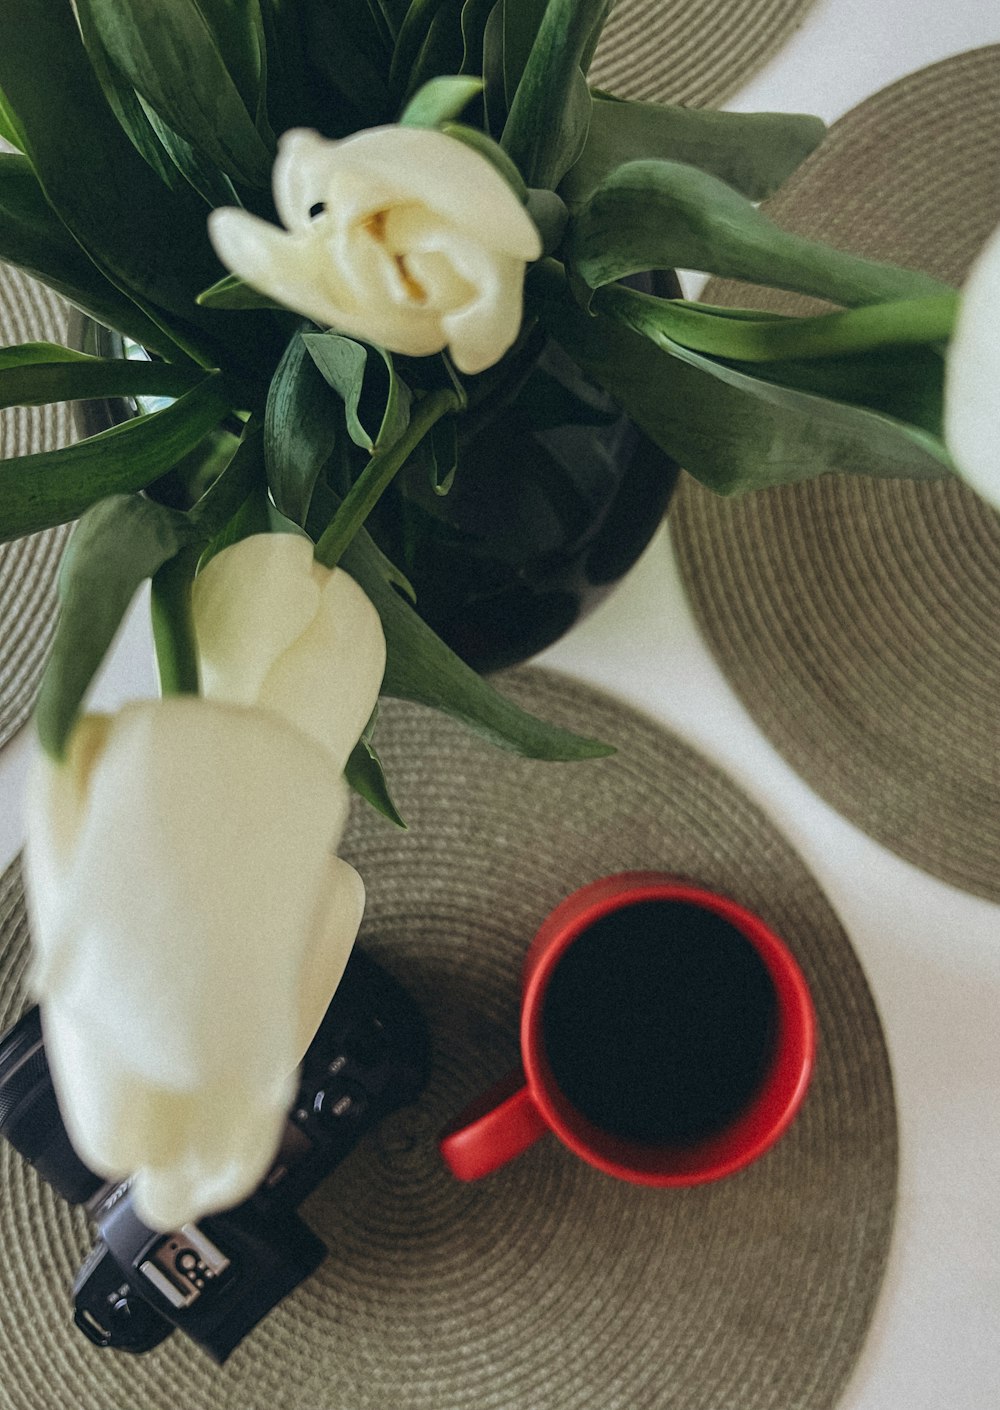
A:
542,901,778,1145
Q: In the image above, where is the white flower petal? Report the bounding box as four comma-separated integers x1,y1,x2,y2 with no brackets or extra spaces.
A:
257,564,387,772
26,698,350,1092
443,254,528,374
945,222,1000,510
293,856,366,1060
208,208,354,329
193,533,320,708
332,127,542,259
194,535,386,770
24,696,365,1230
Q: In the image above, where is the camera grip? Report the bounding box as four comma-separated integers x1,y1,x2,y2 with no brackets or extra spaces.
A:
438,1068,549,1180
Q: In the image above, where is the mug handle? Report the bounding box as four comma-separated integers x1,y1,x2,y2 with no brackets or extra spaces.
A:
438,1068,549,1180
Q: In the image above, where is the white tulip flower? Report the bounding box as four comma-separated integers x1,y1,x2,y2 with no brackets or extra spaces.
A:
24,537,388,1230
208,125,542,374
192,532,386,771
24,699,364,1231
944,221,1000,511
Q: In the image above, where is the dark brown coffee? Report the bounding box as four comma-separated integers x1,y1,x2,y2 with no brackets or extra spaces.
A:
541,900,778,1146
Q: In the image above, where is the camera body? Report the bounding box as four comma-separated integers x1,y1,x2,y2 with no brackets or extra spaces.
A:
0,947,429,1362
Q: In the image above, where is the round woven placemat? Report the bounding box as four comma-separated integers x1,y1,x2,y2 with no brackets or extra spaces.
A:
0,668,896,1410
670,47,1000,901
590,0,817,107
0,261,74,750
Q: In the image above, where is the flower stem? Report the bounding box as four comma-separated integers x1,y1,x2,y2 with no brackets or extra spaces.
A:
314,387,461,569
150,546,202,695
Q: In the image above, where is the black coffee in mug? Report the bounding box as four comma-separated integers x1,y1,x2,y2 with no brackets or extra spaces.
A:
541,900,779,1146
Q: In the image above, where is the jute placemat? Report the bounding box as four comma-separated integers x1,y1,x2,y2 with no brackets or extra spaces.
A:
591,0,818,107
670,47,1000,901
0,668,896,1410
0,261,74,750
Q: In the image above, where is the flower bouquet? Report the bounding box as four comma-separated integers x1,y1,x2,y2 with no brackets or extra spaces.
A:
0,0,994,1230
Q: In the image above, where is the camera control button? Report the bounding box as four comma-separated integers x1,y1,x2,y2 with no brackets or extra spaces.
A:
313,1079,368,1125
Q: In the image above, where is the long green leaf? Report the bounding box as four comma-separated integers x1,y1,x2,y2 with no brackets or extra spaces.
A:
0,376,233,541
533,265,949,494
501,0,549,106
0,5,238,349
265,332,340,526
304,333,412,453
35,494,196,758
400,75,483,127
594,285,958,361
76,0,273,188
307,0,393,122
338,529,613,760
561,99,827,204
72,1,190,195
0,342,203,409
568,159,950,306
501,0,609,186
0,155,184,359
459,0,495,76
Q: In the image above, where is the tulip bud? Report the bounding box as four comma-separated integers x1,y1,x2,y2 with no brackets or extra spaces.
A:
192,532,386,773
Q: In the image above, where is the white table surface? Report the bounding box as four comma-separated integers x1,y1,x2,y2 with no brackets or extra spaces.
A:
1,2,998,1406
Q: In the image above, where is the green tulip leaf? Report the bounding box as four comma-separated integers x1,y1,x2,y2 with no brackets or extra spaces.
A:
265,332,342,527
0,342,204,410
75,0,273,188
501,0,609,187
344,706,408,828
501,0,550,106
0,376,234,542
460,0,496,77
562,99,828,204
0,155,186,361
196,273,284,311
308,0,394,122
304,333,413,455
0,4,235,353
534,265,949,494
35,494,197,759
568,159,950,306
400,74,484,127
338,529,614,761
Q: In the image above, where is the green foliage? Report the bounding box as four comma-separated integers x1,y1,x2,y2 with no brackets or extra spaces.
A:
265,330,342,525
35,496,197,759
562,99,828,204
0,378,234,541
568,159,950,306
0,343,203,410
338,525,613,761
532,263,949,494
344,706,408,828
501,0,609,187
75,0,274,188
0,0,967,775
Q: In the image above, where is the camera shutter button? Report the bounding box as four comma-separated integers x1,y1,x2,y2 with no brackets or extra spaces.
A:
313,1079,368,1125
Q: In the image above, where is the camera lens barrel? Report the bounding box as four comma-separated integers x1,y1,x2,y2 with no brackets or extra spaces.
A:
0,1006,104,1205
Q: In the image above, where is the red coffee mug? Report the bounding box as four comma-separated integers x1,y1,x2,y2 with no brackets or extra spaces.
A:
439,873,815,1185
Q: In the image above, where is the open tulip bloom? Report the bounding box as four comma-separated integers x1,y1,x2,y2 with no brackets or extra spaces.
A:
0,1,994,1228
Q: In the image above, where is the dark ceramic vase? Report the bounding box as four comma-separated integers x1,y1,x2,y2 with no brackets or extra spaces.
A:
70,284,680,674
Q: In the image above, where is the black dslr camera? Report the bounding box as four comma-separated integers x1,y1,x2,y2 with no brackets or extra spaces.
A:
0,948,429,1362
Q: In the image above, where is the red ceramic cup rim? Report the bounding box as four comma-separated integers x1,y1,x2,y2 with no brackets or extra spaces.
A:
519,872,816,1186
